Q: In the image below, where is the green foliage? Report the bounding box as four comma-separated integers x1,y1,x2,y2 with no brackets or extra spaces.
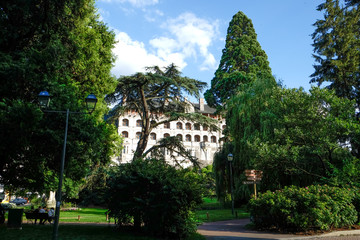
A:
0,0,119,196
198,165,216,198
106,64,218,164
353,189,360,220
222,79,360,201
200,197,223,210
107,159,203,239
212,142,234,205
78,165,111,206
251,87,360,190
311,0,360,106
225,77,277,201
248,185,358,231
205,11,274,108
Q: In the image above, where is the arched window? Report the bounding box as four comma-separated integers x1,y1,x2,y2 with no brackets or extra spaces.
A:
164,133,170,138
194,135,200,142
136,120,142,127
203,125,208,131
185,134,191,142
136,132,142,139
176,122,183,129
211,136,217,143
203,135,208,142
164,122,170,129
185,123,191,130
222,125,226,130
121,131,128,138
122,119,129,126
176,134,183,141
150,133,157,140
194,123,200,130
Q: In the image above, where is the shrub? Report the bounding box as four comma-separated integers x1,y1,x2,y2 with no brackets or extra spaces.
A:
353,188,360,220
107,159,203,239
248,185,358,231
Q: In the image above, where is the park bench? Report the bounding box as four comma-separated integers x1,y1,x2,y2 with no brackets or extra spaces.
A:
24,212,49,224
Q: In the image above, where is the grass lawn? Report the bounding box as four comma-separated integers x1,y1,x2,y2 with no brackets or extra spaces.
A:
200,197,223,209
18,198,249,224
195,197,250,222
2,198,246,239
195,207,250,223
0,224,158,240
58,208,109,223
0,224,205,240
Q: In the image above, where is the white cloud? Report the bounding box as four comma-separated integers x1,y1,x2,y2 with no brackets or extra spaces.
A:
111,32,186,76
154,12,219,71
99,0,158,7
111,12,219,77
144,9,164,22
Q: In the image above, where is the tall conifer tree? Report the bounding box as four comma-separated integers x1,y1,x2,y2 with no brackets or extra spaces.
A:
204,11,274,108
209,11,275,203
311,0,360,105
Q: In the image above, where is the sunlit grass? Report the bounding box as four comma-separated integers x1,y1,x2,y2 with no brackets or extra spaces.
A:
195,207,250,222
195,197,250,222
58,208,109,223
0,224,158,240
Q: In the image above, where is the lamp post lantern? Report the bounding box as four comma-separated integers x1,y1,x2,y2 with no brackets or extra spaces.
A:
85,94,98,113
38,92,97,240
227,153,234,215
38,91,51,108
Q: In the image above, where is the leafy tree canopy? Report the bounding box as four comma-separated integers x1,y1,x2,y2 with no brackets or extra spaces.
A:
106,64,219,166
251,87,360,190
216,75,360,202
0,0,119,196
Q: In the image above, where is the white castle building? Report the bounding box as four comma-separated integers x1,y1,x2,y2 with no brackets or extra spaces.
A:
115,98,225,166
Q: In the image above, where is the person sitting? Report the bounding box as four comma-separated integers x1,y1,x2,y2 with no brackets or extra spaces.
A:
33,206,41,224
39,206,47,225
48,207,55,223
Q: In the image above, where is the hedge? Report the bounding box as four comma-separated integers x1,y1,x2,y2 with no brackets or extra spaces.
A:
248,185,359,231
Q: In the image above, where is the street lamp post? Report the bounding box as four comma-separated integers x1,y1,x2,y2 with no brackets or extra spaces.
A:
38,91,97,240
227,153,234,215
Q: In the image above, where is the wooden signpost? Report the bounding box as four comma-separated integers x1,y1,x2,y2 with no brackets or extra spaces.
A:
244,170,263,199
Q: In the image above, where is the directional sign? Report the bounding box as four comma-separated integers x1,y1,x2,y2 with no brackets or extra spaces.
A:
247,177,262,181
243,181,261,185
245,170,256,176
245,170,263,176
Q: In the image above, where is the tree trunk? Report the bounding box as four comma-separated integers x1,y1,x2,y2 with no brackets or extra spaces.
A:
133,87,151,161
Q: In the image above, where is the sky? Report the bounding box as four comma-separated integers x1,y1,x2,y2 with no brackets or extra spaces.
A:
95,0,325,99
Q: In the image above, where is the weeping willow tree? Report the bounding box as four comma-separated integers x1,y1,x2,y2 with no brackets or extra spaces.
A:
212,142,233,204
226,77,278,201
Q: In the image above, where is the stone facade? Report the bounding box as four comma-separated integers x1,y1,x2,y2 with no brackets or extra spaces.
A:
114,98,225,166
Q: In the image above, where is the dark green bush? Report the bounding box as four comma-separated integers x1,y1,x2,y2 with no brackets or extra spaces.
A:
353,188,360,220
107,159,203,239
248,185,358,231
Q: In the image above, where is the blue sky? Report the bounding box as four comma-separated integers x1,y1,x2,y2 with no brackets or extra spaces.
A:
96,0,324,98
